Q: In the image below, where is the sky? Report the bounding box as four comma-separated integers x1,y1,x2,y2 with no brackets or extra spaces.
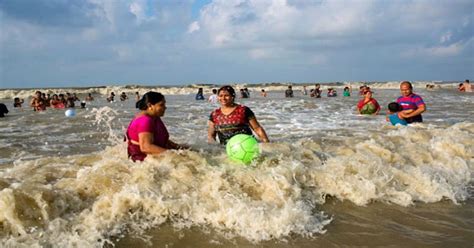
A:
0,0,473,88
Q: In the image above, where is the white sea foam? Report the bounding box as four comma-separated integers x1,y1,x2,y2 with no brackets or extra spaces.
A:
0,81,463,100
0,87,472,246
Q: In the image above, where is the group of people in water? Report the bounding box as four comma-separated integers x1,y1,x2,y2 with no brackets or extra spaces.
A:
125,80,439,162
0,80,469,164
16,90,91,111
6,90,142,113
127,85,270,162
458,79,472,92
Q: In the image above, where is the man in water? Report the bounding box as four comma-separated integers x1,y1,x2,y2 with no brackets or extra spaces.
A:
396,81,426,123
459,79,472,92
285,86,294,97
0,103,8,117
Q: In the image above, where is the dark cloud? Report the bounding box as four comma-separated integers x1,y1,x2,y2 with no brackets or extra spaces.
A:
0,0,100,27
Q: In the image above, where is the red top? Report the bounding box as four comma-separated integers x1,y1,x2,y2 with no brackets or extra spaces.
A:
209,105,255,144
357,98,381,111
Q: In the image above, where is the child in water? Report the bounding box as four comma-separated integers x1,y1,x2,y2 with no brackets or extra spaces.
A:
195,88,205,100
13,97,24,108
386,102,414,126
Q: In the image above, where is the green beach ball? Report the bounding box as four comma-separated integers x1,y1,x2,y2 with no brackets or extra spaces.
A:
360,103,376,115
226,134,260,164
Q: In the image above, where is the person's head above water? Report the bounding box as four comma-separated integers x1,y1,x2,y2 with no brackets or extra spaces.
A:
388,102,403,113
136,91,166,117
218,85,236,106
400,81,413,97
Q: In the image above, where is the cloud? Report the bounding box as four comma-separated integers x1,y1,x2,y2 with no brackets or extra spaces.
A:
187,21,200,33
0,0,473,87
440,32,453,44
402,39,473,58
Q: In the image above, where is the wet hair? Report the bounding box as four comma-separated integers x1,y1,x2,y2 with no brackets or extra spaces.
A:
218,85,236,98
466,79,470,83
135,91,165,110
212,89,217,94
388,102,403,112
261,89,265,92
401,81,412,89
136,91,165,110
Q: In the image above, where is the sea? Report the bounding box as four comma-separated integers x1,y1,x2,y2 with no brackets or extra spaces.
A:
0,81,473,247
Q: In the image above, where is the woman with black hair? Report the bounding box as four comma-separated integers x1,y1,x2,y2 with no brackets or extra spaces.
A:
208,85,269,144
126,91,188,162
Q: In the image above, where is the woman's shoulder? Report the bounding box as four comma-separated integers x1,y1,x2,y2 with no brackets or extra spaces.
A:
237,104,250,110
210,107,222,114
132,114,153,124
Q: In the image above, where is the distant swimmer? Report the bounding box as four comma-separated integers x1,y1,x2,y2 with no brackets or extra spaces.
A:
327,88,337,97
244,88,251,97
260,89,267,97
396,81,426,123
458,79,472,92
66,93,75,108
302,86,308,95
0,103,8,117
30,91,46,111
310,84,321,98
195,88,205,100
386,102,414,126
50,94,65,109
240,88,249,98
125,91,188,162
135,92,140,101
357,89,380,115
85,93,94,101
42,93,50,107
285,86,294,97
58,94,67,107
107,92,115,102
208,89,218,104
208,85,269,144
120,92,128,101
13,97,24,108
343,86,351,97
72,93,80,101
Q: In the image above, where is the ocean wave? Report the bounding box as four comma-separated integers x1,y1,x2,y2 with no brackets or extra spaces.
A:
0,81,462,100
0,122,472,246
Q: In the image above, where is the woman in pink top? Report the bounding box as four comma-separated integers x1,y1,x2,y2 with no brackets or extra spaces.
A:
126,91,187,162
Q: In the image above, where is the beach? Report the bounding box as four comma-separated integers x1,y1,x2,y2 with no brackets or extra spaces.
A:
0,82,473,247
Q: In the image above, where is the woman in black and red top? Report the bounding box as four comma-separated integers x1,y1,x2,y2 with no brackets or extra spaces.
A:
208,85,270,144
